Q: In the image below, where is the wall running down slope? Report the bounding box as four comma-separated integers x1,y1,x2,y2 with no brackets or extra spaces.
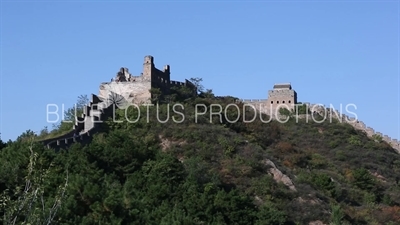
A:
238,99,400,154
40,94,114,151
306,103,400,153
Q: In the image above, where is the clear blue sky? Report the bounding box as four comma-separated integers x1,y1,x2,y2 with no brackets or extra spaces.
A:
1,0,399,142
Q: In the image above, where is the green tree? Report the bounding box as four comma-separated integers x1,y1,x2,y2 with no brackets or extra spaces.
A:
0,133,7,150
0,142,68,225
353,168,375,191
200,89,214,98
294,103,309,115
150,88,162,103
63,94,89,122
52,94,89,133
189,77,204,93
279,107,291,116
330,204,344,225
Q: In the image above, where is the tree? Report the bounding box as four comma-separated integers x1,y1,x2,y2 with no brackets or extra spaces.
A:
0,141,68,225
16,130,37,142
52,94,89,133
63,94,89,122
279,108,291,116
189,77,204,94
150,88,162,103
0,133,6,150
330,204,345,225
294,103,310,115
353,168,375,191
200,89,214,99
170,86,195,102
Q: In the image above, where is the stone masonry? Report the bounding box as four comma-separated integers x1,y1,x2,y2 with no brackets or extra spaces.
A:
239,84,400,153
241,83,298,117
99,55,196,105
306,104,400,153
40,55,197,151
40,94,114,151
39,58,400,154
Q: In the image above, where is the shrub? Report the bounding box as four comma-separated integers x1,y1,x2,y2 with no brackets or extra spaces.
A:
352,168,376,191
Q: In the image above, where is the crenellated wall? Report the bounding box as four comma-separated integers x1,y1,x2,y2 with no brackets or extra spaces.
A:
40,94,114,152
241,83,298,115
238,93,399,153
40,55,196,151
98,55,196,104
39,60,399,154
303,103,400,153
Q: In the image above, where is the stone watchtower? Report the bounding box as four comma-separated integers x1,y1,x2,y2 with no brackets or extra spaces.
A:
142,55,153,80
267,83,298,110
142,55,171,82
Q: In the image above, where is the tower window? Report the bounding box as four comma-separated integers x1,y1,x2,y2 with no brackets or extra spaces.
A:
283,101,285,103
277,101,279,104
271,101,273,104
289,100,291,103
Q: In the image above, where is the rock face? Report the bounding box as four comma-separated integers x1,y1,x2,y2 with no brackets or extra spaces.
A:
264,159,296,191
99,79,151,106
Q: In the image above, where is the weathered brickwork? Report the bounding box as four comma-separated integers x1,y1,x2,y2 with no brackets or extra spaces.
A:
309,105,400,153
268,83,298,109
240,83,298,118
99,55,196,104
239,85,400,153
40,57,400,154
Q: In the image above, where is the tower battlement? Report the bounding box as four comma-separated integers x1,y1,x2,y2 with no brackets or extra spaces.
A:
99,55,195,105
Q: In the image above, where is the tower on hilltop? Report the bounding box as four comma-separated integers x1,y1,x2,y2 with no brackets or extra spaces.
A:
142,55,154,80
142,55,171,82
267,83,298,108
99,55,195,105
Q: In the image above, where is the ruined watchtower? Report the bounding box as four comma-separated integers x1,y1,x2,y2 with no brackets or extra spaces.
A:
142,55,171,82
98,55,195,105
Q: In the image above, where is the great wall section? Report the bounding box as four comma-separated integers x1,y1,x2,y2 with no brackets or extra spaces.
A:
38,55,400,154
39,97,400,153
238,99,400,153
40,94,113,151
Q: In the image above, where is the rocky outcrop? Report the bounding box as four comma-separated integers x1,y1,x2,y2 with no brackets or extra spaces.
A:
264,159,296,191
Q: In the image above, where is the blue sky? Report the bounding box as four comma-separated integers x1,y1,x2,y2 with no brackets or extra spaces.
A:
0,0,399,142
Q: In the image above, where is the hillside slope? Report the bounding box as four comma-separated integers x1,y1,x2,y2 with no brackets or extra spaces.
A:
1,89,400,225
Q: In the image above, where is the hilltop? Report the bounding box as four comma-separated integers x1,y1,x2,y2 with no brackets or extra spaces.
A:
1,81,400,225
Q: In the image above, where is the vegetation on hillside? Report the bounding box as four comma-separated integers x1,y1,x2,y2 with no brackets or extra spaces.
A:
1,79,400,224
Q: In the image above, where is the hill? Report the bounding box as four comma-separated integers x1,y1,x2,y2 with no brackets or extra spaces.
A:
0,84,400,225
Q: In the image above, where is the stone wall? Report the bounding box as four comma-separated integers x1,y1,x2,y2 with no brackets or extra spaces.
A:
40,94,114,152
301,103,400,153
41,58,399,154
240,83,298,115
40,55,196,151
273,102,400,153
99,55,195,104
268,89,297,105
238,96,400,153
